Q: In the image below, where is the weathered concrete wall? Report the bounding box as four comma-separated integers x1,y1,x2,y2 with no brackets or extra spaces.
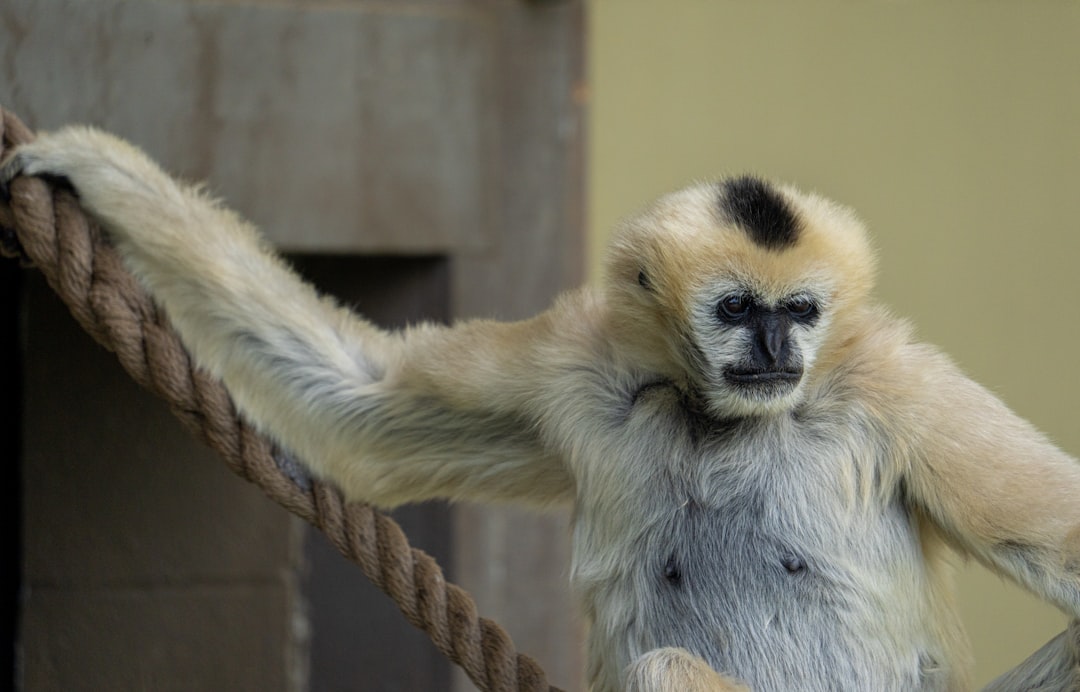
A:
20,274,306,690
2,0,496,253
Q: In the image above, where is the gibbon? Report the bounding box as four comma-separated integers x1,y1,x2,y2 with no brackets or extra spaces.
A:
4,128,1080,692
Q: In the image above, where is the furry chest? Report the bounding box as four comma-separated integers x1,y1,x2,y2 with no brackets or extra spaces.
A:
571,408,945,691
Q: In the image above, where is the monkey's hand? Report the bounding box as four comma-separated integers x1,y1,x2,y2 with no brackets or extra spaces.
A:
1,127,187,229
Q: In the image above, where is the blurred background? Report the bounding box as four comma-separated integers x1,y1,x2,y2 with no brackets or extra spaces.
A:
2,0,1077,689
589,2,1079,687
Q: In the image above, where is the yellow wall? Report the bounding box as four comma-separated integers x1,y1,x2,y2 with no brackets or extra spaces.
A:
587,1,1080,686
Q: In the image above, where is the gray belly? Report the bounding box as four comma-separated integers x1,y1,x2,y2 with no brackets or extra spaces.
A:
580,487,946,692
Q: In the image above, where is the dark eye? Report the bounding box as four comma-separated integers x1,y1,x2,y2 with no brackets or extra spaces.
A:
786,296,818,320
717,294,751,321
638,270,651,290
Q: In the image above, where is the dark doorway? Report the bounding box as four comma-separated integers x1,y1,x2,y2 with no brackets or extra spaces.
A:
291,254,455,691
1,261,23,689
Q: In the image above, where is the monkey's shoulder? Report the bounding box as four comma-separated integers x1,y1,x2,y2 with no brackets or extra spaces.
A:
799,308,962,419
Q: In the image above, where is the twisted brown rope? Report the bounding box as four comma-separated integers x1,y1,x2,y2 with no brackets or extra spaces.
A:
0,106,559,692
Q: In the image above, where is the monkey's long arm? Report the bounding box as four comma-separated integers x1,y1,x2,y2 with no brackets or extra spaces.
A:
1,127,576,507
903,345,1080,615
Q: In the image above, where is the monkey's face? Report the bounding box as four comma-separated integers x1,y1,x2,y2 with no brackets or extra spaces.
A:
686,281,831,417
604,177,875,420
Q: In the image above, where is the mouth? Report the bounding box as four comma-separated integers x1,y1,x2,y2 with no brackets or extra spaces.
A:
723,368,803,387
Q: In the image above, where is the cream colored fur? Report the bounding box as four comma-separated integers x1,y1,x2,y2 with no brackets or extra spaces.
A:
4,127,1080,691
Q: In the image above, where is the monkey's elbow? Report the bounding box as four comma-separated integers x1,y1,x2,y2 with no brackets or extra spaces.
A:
351,348,387,384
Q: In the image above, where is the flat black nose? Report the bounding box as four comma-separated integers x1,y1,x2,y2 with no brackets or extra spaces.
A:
755,315,789,366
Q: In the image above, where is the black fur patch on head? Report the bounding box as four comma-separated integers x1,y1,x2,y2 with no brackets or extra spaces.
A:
717,176,802,250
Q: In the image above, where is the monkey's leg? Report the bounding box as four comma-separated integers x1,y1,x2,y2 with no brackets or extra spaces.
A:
982,620,1080,692
625,648,750,692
